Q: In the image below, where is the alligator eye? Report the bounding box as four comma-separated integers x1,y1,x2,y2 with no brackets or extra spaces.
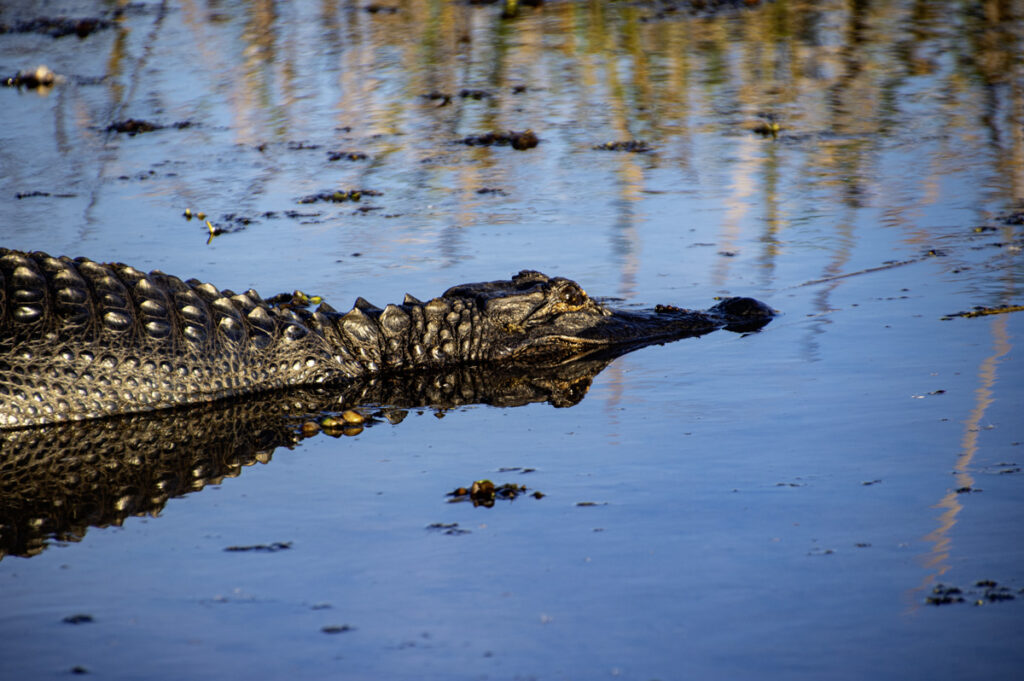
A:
562,287,586,307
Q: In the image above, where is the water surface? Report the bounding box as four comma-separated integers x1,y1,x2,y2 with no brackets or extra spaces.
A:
1,0,1022,679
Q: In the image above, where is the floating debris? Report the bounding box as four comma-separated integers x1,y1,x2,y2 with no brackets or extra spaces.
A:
14,190,76,199
447,479,540,507
298,189,382,204
224,541,292,552
0,16,115,38
928,585,965,605
321,624,356,634
593,140,652,152
457,130,539,150
2,65,59,89
421,91,452,106
749,114,781,138
265,290,325,310
340,410,365,425
318,412,366,438
426,522,470,535
459,88,492,100
941,304,1024,320
106,119,194,136
924,580,1019,606
327,150,368,161
999,210,1024,225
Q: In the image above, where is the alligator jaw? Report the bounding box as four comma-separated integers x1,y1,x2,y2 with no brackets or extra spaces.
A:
502,299,774,361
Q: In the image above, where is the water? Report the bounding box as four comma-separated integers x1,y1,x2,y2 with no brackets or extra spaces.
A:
1,0,1022,679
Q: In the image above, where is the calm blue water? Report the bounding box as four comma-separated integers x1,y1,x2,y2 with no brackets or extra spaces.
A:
1,0,1022,679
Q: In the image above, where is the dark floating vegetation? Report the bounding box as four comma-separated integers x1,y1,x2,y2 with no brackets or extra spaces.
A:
286,140,321,150
457,129,539,150
447,479,544,507
223,541,293,553
941,304,1024,320
298,189,382,204
999,210,1024,225
327,150,368,161
926,581,1021,606
2,65,59,89
106,119,195,136
0,16,115,38
750,120,781,137
421,88,499,105
593,140,653,152
458,88,493,100
14,190,76,199
427,522,471,536
321,624,356,634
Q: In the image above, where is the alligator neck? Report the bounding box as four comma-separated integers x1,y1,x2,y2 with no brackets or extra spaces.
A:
322,293,498,373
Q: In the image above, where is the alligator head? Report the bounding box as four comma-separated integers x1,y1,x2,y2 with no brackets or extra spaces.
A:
336,270,774,369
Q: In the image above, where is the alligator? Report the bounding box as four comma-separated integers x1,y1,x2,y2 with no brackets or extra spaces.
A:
0,248,773,429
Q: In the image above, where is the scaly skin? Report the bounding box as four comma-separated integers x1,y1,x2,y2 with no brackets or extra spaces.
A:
0,248,773,428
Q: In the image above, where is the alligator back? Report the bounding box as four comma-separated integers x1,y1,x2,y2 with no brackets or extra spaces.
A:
0,249,354,427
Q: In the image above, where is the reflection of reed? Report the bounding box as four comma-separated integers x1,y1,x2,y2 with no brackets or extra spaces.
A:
28,0,1021,277
917,313,1012,591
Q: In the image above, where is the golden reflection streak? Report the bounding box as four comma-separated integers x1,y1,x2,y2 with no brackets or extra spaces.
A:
918,314,1012,590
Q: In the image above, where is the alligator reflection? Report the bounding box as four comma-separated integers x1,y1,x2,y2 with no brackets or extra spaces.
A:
1,351,633,560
